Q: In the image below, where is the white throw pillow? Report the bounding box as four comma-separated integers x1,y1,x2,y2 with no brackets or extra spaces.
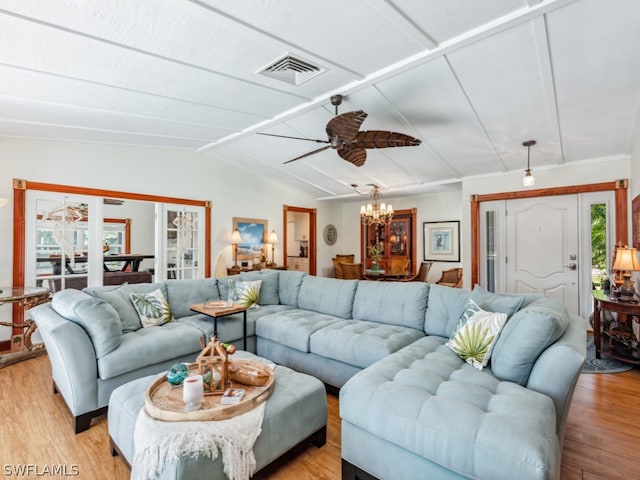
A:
227,279,262,309
130,289,173,327
447,299,507,370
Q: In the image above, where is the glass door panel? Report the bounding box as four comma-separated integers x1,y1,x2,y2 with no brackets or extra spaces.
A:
156,204,205,281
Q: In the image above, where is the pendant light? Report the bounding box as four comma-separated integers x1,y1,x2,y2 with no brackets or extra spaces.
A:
522,140,536,187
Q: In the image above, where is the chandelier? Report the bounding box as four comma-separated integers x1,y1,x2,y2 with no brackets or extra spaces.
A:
351,184,394,226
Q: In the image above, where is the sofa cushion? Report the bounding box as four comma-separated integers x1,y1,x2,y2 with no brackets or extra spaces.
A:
97,321,202,380
276,270,307,307
51,289,122,358
298,276,358,319
310,320,424,369
227,279,262,308
130,289,173,327
239,271,279,305
256,310,341,352
86,282,168,333
352,281,429,330
469,284,525,318
447,299,507,370
341,336,560,480
490,296,571,385
165,278,219,319
424,284,471,337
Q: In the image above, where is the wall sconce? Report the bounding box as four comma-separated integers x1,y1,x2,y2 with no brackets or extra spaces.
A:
230,228,242,271
267,230,278,266
522,140,536,187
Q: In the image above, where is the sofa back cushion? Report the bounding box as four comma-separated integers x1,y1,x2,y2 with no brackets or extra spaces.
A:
51,289,122,358
490,296,571,385
85,282,168,333
353,281,429,330
276,270,307,307
423,284,471,337
298,276,358,319
469,284,526,318
165,278,219,318
239,271,280,305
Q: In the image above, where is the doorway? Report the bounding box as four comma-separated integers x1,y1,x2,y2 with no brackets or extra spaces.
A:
283,205,316,275
473,180,626,319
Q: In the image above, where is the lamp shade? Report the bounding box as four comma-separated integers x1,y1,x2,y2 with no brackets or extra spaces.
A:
612,247,640,272
231,229,242,244
0,198,9,208
268,230,278,244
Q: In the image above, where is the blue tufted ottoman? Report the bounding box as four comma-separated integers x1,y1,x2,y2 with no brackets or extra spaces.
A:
108,351,327,479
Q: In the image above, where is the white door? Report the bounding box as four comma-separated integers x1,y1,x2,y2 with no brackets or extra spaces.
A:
505,195,580,315
155,204,205,281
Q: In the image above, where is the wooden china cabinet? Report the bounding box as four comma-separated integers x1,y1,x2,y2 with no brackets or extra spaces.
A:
360,208,417,274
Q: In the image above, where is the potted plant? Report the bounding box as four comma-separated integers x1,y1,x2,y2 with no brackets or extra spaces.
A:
368,243,383,270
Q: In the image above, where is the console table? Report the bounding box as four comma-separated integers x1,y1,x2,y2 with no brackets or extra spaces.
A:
0,286,51,368
592,290,640,365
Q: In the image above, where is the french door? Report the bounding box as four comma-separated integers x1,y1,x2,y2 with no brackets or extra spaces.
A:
155,204,205,281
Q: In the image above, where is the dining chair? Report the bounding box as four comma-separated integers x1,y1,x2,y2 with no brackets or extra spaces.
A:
389,258,410,276
340,262,364,280
436,267,463,288
332,254,355,279
399,261,432,282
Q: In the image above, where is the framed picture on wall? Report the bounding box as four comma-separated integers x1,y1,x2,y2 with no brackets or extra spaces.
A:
423,221,460,262
233,217,267,261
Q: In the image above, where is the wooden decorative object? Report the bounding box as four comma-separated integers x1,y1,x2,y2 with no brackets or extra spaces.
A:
196,337,230,395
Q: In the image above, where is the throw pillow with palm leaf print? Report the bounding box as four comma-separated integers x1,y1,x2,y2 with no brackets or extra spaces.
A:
447,299,507,370
130,289,173,328
227,279,262,308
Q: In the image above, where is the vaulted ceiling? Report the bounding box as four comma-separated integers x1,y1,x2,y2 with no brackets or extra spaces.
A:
1,0,639,199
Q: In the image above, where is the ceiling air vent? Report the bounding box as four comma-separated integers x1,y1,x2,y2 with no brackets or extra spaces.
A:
258,55,324,85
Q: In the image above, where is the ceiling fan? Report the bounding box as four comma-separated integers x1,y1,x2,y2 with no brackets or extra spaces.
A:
257,95,422,167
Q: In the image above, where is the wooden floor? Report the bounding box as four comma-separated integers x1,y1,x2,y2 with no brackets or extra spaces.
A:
1,355,639,480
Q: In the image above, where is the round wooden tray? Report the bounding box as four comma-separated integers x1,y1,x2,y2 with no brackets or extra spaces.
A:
145,359,275,422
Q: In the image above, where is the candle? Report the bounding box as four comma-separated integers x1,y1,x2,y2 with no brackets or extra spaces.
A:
182,374,204,411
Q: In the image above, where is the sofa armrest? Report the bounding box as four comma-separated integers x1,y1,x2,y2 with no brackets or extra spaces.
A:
526,313,587,445
31,304,99,416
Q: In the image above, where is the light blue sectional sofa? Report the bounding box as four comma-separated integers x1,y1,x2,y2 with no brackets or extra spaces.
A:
31,269,586,480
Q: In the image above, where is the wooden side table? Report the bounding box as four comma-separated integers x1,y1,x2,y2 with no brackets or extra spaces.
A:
190,302,248,350
0,286,51,368
592,290,640,364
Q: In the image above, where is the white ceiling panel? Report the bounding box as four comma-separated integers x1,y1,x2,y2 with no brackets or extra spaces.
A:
0,0,638,198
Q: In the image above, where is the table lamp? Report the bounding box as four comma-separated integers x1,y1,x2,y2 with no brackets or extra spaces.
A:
267,230,278,266
230,228,242,271
612,247,640,302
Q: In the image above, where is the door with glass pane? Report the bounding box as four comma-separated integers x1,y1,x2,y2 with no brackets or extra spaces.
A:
155,204,205,281
26,193,103,293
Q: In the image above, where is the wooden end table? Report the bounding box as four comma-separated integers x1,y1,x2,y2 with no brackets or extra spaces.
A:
0,286,51,368
592,290,640,365
190,302,248,351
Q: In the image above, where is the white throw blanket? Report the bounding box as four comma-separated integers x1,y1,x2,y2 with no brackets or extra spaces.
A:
131,402,266,480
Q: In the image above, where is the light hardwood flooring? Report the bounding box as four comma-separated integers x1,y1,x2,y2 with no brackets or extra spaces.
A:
1,354,639,479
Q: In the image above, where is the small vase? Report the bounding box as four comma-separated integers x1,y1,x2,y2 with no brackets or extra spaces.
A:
183,375,204,411
371,262,379,271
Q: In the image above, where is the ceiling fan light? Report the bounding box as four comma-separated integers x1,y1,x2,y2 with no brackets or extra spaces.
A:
523,170,535,187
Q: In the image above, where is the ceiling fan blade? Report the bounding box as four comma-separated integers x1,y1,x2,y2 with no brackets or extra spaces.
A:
326,110,368,142
257,132,329,144
337,145,367,167
352,130,422,149
283,145,332,164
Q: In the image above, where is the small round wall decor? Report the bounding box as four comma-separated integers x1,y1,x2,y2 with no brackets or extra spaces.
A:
323,224,338,245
